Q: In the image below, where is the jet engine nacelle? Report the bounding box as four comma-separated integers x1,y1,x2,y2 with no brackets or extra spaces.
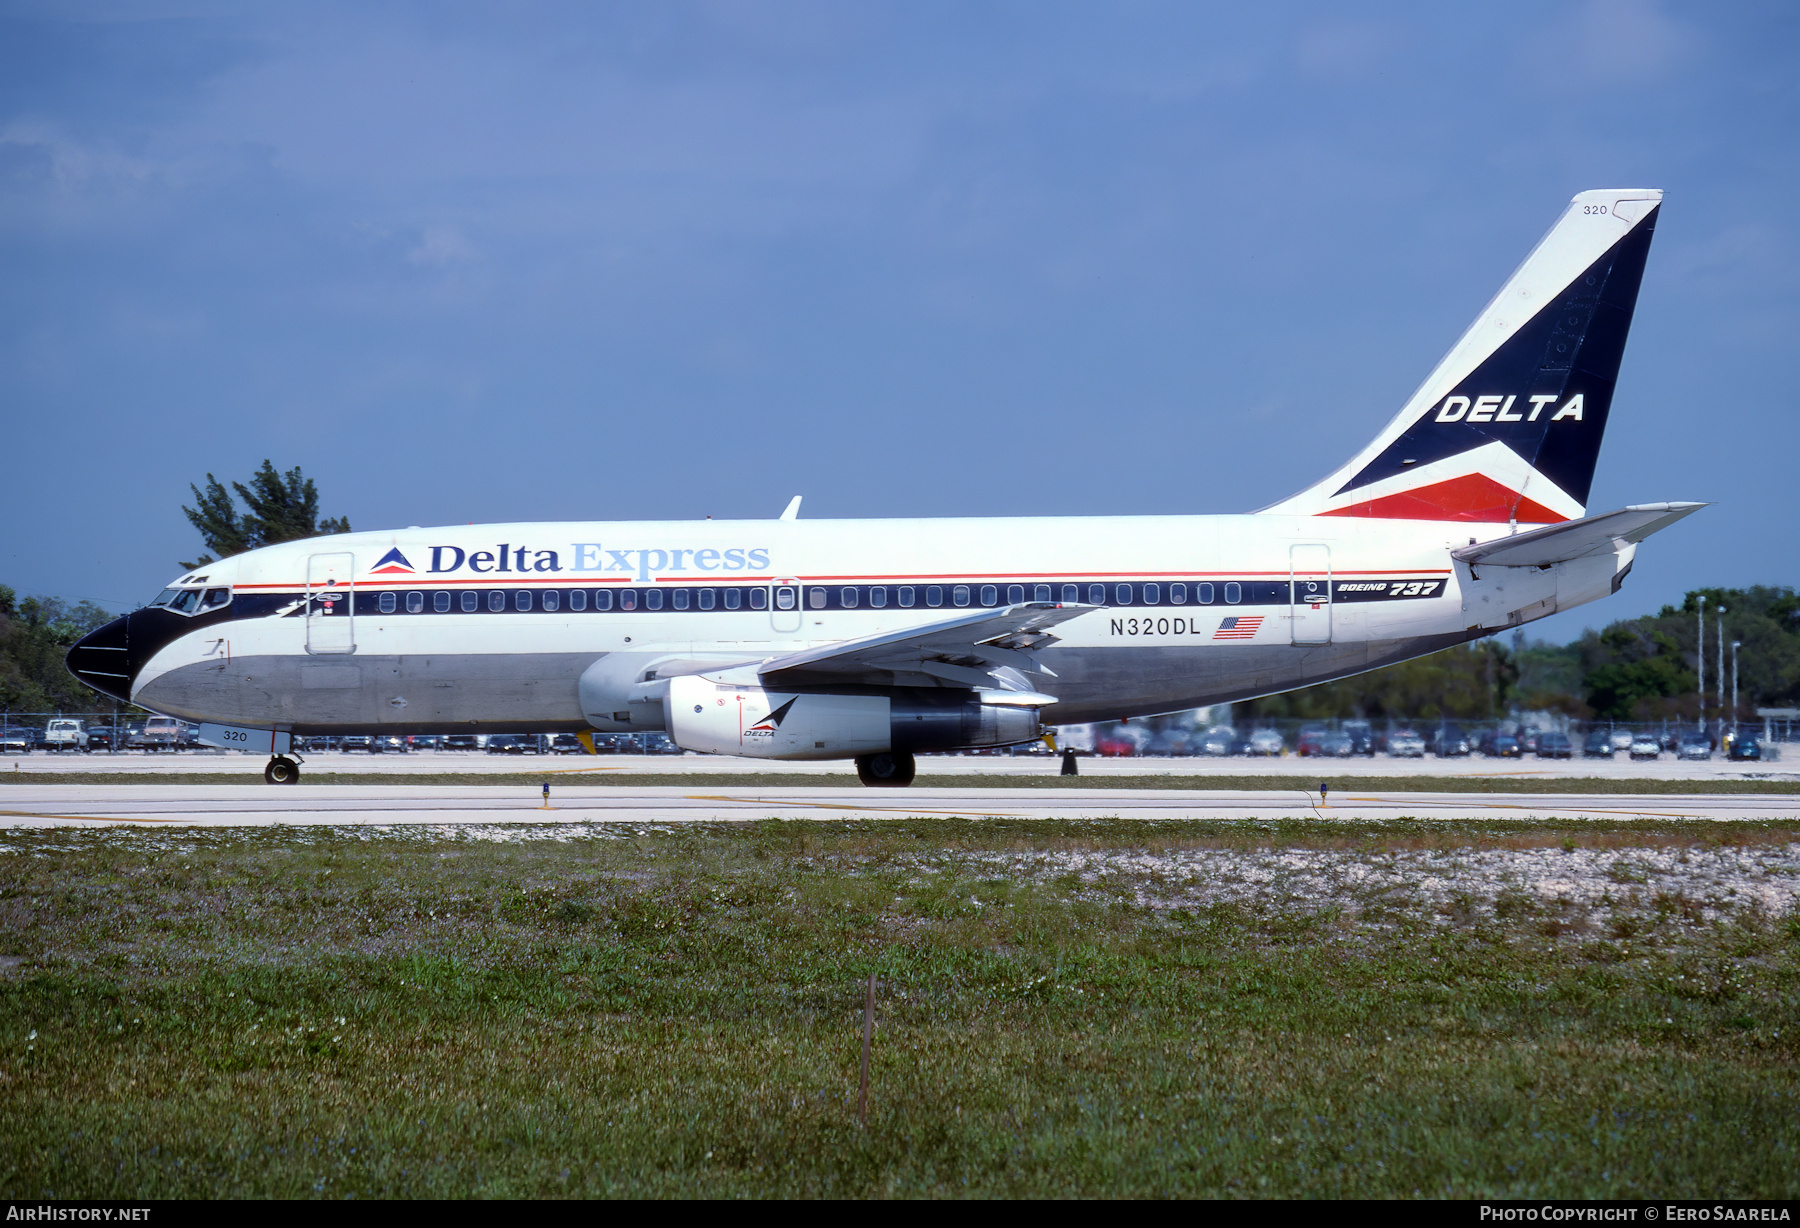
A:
666,675,1040,761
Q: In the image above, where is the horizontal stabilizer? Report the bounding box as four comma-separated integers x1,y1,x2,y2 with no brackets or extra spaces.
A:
1451,502,1706,568
757,602,1092,691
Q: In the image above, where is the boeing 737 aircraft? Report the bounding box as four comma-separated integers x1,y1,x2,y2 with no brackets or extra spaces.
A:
69,188,1700,786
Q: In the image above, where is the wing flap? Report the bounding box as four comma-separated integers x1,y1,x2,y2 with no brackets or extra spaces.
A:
756,602,1093,693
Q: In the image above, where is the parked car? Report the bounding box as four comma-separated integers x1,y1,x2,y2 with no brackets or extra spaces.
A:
339,735,373,752
1431,724,1473,757
1342,720,1376,756
1610,730,1636,753
550,733,589,754
1244,728,1285,757
1535,731,1573,759
86,725,122,751
1479,732,1521,758
410,735,443,751
1197,726,1237,757
443,734,479,751
643,732,683,755
1675,733,1712,761
1314,732,1354,757
1295,725,1329,757
1583,730,1615,758
130,716,184,751
1628,734,1662,761
1387,729,1427,758
487,734,544,754
43,718,87,752
0,727,35,754
1727,734,1763,762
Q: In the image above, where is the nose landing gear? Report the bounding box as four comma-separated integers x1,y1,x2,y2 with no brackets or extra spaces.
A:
264,756,301,785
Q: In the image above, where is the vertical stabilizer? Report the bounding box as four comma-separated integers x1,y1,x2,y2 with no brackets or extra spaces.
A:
1260,189,1660,523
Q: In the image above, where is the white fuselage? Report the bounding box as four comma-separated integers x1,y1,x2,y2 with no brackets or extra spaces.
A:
98,511,1630,752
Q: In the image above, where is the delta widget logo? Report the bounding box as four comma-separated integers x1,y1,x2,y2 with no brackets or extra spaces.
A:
369,548,416,576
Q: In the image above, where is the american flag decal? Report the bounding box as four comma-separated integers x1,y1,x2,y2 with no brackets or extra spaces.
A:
1213,615,1264,640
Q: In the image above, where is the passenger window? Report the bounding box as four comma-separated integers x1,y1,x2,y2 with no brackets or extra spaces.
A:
1115,584,1133,605
1169,584,1186,605
1007,585,1025,604
869,587,887,608
569,590,586,611
1225,582,1241,604
378,592,397,614
1197,583,1214,604
775,586,796,610
1142,584,1159,605
645,590,663,611
619,590,636,611
461,591,479,612
953,585,970,607
1062,584,1079,603
406,592,424,613
749,588,768,610
808,588,826,609
488,591,505,612
434,591,451,613
515,591,532,611
1034,585,1051,603
542,591,559,613
698,589,715,610
980,585,997,606
672,590,689,611
1085,583,1103,604
840,587,858,608
898,586,914,607
723,589,741,610
594,590,613,610
926,586,943,607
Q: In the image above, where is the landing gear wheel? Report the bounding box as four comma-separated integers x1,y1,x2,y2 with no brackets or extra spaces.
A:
264,756,300,785
856,751,915,787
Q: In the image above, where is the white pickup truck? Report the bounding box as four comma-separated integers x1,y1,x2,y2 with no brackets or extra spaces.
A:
44,718,87,752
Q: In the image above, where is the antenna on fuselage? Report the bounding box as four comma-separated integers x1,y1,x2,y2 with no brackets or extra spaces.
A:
779,495,803,521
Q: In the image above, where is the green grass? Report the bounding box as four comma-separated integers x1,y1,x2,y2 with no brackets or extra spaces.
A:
4,769,1797,793
1,818,1797,1198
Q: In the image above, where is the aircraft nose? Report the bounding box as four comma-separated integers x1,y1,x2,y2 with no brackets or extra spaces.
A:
66,614,134,704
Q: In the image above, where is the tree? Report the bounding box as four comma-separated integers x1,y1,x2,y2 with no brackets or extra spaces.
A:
181,461,351,569
0,585,120,712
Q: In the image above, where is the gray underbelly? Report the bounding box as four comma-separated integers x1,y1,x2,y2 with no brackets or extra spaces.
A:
136,653,595,734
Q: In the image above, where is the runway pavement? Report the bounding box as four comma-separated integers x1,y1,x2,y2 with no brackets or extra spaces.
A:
0,783,1793,827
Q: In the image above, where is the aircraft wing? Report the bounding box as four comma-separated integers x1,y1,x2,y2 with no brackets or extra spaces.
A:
753,602,1094,697
1451,502,1707,569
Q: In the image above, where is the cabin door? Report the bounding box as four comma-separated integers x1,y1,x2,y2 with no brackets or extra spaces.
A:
1290,544,1332,645
306,552,357,655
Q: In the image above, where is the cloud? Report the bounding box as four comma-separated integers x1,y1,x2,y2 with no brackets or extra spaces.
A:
408,224,475,267
1567,0,1691,81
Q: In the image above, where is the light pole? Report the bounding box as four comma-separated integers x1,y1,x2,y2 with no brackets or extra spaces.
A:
1731,640,1741,738
1717,608,1727,742
1696,595,1706,733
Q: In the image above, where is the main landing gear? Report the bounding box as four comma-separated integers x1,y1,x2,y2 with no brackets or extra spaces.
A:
855,751,915,787
264,756,301,785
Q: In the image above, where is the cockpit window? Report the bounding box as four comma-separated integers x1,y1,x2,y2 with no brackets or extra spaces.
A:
169,589,203,615
151,589,179,607
199,588,231,611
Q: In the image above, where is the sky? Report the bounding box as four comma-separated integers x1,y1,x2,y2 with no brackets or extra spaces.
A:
3,0,1796,645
